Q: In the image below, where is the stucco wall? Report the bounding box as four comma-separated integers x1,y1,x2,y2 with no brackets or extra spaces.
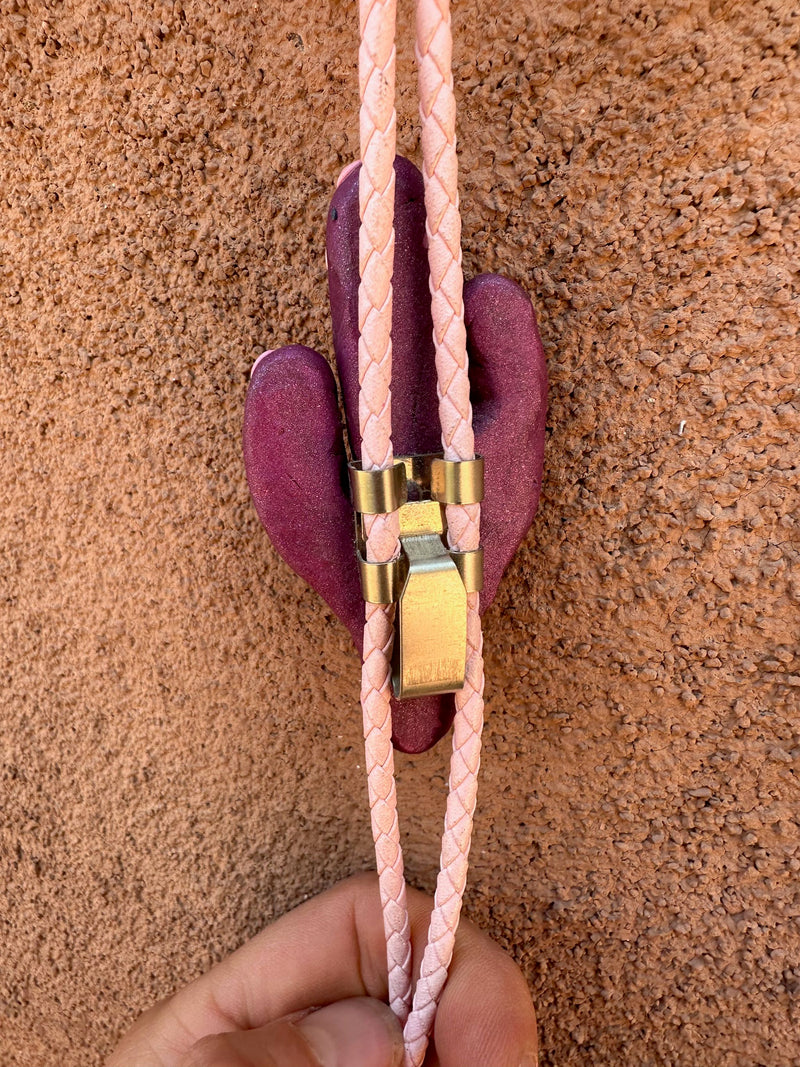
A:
1,1,798,1064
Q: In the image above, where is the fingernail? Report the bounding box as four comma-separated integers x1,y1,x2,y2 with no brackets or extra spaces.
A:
336,160,360,187
250,349,275,378
298,997,402,1067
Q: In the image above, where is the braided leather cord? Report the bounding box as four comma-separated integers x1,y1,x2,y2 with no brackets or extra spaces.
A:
402,596,484,1065
357,0,414,1024
401,0,485,1061
355,0,485,1052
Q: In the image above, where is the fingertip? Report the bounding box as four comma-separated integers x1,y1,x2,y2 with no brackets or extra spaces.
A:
299,998,403,1067
180,998,402,1067
431,913,538,1067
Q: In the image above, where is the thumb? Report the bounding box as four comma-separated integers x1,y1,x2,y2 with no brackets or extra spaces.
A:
179,997,404,1067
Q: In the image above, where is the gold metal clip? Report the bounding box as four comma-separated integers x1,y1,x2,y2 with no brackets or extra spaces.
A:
348,460,408,514
392,461,467,699
348,453,484,700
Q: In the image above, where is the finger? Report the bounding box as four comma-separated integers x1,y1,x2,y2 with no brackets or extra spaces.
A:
433,919,538,1067
243,345,364,648
179,998,402,1067
327,157,441,460
112,873,537,1067
465,273,548,609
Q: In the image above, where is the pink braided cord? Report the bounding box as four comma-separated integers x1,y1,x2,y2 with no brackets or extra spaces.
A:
358,0,413,1024
360,602,413,1022
402,597,484,1064
402,0,485,1062
356,0,484,1055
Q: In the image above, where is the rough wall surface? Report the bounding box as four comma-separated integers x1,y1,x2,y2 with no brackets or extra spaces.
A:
1,1,798,1064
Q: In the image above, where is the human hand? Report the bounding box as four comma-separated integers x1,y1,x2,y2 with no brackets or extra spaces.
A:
107,872,538,1067
243,157,547,755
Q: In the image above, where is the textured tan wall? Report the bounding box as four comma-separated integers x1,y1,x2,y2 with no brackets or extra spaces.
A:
1,0,798,1064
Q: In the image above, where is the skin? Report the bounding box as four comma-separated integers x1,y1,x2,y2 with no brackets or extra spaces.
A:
107,873,538,1067
242,157,547,754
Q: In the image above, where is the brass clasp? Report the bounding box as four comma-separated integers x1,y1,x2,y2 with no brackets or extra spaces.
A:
393,459,467,699
349,453,484,700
